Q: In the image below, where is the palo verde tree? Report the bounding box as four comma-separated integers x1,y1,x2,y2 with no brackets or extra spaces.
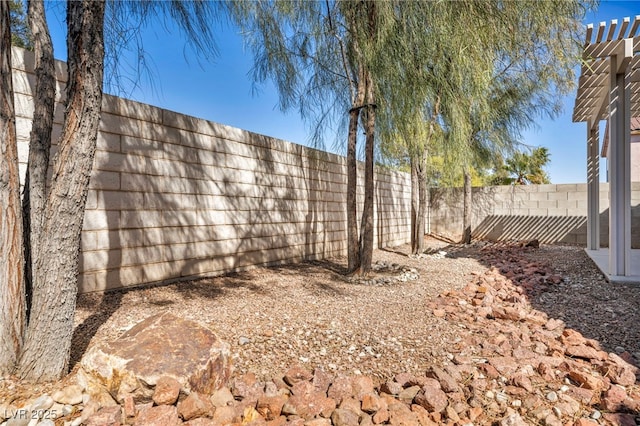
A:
1,0,221,382
380,0,589,247
377,1,495,253
231,0,400,275
451,1,589,244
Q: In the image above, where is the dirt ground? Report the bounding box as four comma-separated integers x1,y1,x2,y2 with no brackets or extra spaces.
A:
2,237,639,419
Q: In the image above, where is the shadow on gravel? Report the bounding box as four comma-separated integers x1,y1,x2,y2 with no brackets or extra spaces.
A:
70,258,352,367
424,239,640,360
70,290,124,371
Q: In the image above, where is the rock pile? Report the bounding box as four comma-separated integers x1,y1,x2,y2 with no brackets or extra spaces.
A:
409,250,448,260
2,243,639,426
424,244,640,425
347,262,419,286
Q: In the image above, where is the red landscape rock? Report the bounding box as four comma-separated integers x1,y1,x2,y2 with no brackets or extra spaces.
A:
426,366,460,393
135,405,181,426
85,406,122,426
153,376,182,406
413,385,447,413
327,376,354,404
283,365,314,386
602,353,638,386
79,313,231,403
177,392,214,421
330,408,360,426
351,376,375,400
257,395,287,420
568,370,603,390
565,344,604,361
603,385,628,411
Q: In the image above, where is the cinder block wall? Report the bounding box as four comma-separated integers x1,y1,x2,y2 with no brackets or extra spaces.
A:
11,47,411,293
429,183,640,248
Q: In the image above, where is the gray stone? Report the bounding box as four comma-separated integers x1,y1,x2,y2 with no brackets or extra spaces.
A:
29,395,54,411
52,385,84,405
501,412,528,426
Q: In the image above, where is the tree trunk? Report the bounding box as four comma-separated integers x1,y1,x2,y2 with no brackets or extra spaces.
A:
346,59,366,273
0,0,26,376
18,0,105,382
23,0,55,320
462,169,472,244
410,156,418,254
346,101,363,273
415,151,427,254
358,69,375,275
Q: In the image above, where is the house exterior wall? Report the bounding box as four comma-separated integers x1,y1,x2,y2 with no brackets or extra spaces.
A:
11,47,411,293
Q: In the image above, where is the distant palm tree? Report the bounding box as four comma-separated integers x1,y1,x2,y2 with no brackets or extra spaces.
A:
494,147,551,185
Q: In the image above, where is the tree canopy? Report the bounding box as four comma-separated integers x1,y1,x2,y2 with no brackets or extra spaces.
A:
9,0,31,49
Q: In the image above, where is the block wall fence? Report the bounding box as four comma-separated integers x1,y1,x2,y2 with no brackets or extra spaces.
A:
428,183,640,248
11,47,411,293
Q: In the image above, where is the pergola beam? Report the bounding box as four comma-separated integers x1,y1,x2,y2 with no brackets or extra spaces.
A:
583,36,640,61
586,119,600,250
630,15,640,38
574,16,637,279
617,17,630,40
606,19,617,41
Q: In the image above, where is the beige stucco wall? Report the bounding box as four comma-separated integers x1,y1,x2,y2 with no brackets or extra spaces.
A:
429,183,640,248
11,47,411,293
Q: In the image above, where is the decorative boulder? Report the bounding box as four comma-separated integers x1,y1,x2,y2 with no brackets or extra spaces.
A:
78,312,232,403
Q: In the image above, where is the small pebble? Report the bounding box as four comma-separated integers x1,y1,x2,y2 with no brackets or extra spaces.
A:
546,391,558,402
495,392,509,403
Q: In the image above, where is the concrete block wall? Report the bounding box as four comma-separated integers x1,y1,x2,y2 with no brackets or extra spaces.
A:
11,47,411,293
429,183,640,248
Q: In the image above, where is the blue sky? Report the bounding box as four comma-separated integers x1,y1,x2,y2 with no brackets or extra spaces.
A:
43,1,640,184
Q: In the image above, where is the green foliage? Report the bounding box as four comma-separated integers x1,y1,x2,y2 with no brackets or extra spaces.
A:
378,0,591,188
490,147,551,185
9,0,31,50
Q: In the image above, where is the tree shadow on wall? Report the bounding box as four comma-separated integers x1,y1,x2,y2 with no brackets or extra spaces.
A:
472,203,640,248
375,168,411,250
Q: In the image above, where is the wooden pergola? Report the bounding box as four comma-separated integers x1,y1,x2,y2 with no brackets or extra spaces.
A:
573,16,640,283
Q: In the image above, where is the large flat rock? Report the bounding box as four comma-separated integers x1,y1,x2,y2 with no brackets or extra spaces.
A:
79,312,232,402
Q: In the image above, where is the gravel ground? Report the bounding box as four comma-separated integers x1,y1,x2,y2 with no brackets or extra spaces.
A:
70,239,486,384
520,244,640,360
69,239,640,385
3,238,639,409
